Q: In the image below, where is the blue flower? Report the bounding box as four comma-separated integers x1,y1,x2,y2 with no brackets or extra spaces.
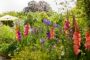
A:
43,19,51,25
47,20,51,25
53,23,58,27
43,19,47,23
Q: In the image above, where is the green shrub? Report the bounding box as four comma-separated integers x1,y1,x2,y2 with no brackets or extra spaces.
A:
0,25,15,43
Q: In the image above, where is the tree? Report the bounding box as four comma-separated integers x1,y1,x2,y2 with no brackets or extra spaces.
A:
23,1,51,13
38,1,51,12
77,0,90,31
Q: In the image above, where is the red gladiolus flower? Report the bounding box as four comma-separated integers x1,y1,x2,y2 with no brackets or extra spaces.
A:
73,45,80,56
73,32,81,56
24,23,30,37
50,27,55,39
85,32,90,50
73,18,81,56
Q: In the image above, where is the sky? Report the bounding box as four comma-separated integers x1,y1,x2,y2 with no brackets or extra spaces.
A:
0,0,76,13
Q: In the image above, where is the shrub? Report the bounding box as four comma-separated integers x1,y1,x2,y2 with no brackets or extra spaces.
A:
0,25,15,43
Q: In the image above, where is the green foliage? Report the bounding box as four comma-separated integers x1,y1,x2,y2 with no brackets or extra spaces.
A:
0,10,89,60
0,25,16,58
0,25,15,43
77,0,90,31
11,46,49,60
11,39,64,60
0,43,9,56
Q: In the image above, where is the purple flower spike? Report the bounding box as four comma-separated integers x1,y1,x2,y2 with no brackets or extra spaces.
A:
47,20,51,25
43,19,51,26
54,24,58,27
47,32,50,39
17,31,21,41
43,19,47,23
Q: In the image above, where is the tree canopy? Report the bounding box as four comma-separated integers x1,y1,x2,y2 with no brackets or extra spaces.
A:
23,1,52,13
77,0,90,31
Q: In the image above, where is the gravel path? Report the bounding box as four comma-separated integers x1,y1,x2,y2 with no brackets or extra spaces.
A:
0,56,10,60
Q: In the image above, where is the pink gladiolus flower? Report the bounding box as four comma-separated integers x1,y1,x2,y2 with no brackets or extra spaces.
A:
24,23,30,37
64,20,70,32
